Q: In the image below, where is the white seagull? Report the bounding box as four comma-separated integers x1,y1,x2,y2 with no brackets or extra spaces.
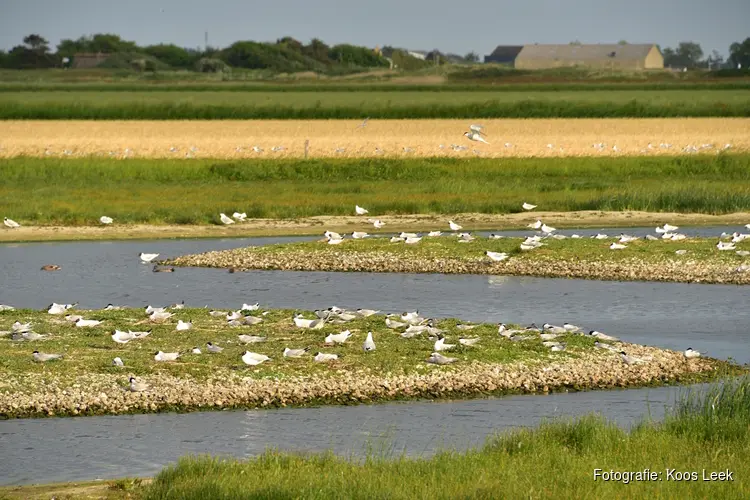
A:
363,331,376,352
242,351,270,366
325,330,352,344
355,205,369,215
241,303,260,311
522,203,537,211
448,220,462,231
219,213,235,225
528,220,543,230
139,252,159,263
485,251,509,262
99,216,113,225
232,212,247,221
352,231,369,239
541,224,556,234
3,217,20,229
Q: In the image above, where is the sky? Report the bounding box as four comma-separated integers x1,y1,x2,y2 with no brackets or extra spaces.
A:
1,0,748,57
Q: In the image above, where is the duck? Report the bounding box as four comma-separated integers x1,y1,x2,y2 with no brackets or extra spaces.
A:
40,264,61,271
152,265,175,273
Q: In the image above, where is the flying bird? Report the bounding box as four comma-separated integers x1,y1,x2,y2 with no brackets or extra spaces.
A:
463,131,489,144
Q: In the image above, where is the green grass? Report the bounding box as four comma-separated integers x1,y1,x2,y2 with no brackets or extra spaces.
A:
1,89,749,118
139,378,750,499
2,155,750,225
0,307,587,388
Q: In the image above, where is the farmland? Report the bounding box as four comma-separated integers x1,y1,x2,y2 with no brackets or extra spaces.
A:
0,88,749,119
1,118,748,159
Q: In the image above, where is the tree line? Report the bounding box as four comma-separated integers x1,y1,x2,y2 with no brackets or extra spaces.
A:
1,33,749,73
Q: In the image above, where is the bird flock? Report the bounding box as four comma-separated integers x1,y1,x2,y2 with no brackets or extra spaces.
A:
4,299,705,395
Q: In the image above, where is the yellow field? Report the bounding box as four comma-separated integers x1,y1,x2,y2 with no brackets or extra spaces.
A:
1,119,748,158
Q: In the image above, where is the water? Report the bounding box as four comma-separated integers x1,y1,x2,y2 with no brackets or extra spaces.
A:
0,231,746,486
1,233,748,364
0,384,696,485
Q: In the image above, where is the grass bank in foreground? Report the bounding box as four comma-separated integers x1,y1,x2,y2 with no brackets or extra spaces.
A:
169,235,750,285
4,379,746,499
0,307,736,419
1,89,749,119
2,154,750,227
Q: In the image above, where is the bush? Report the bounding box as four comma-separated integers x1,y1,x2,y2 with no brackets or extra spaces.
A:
97,52,170,71
195,58,230,73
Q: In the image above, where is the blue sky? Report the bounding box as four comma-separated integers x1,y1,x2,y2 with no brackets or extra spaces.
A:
1,0,747,57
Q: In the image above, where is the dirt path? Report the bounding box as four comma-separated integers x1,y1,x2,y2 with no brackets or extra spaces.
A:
2,211,749,242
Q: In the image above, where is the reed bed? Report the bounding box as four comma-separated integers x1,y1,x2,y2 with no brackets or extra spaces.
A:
1,118,748,160
2,155,750,226
0,90,748,119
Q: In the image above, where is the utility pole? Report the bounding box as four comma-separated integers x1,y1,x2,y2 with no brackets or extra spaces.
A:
205,31,208,52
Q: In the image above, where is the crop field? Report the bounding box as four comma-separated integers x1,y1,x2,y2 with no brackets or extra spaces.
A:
1,89,749,119
2,155,750,225
1,118,748,159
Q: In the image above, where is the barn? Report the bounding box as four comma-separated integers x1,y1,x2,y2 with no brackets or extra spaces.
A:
483,45,524,64
513,44,663,70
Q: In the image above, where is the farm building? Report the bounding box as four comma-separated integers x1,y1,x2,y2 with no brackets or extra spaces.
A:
514,44,663,70
72,52,110,69
483,45,524,64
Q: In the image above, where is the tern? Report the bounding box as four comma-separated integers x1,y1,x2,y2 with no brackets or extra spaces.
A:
325,330,353,344
241,303,260,311
238,335,266,344
154,351,180,362
226,311,242,321
75,318,102,328
325,231,343,240
464,131,489,144
427,352,457,365
64,314,83,323
243,315,264,326
99,216,113,225
434,337,455,351
371,219,385,229
149,311,173,322
385,318,406,329
32,351,62,362
145,305,165,315
219,213,235,225
448,221,462,231
528,220,543,230
20,332,45,341
139,253,159,263
588,330,619,341
314,352,339,362
192,347,202,354
428,231,442,237
405,236,422,244
283,347,310,358
458,337,480,346
129,377,148,392
356,309,380,317
684,347,701,358
328,237,344,245
232,212,247,221
104,304,124,311
242,351,270,365
594,341,619,352
522,203,537,211
206,342,224,353
47,302,75,315
4,217,20,228
209,310,226,317
352,232,369,239
111,330,135,343
619,351,645,365
563,323,581,332
176,320,192,331
610,243,627,250
363,331,376,352
541,224,556,234
488,234,504,239
399,232,418,239
486,251,509,262
619,234,637,243
542,324,567,334
355,205,369,215
456,324,478,331
469,124,486,135
390,237,405,243
717,241,736,251
113,357,124,367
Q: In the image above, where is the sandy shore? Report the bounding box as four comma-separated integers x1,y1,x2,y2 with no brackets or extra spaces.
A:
2,210,750,243
0,342,727,419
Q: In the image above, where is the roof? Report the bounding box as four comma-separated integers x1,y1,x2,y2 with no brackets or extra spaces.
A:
488,45,524,59
516,44,657,61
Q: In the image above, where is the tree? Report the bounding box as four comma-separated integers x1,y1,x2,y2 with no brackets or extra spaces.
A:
729,38,750,69
464,51,479,63
618,40,628,45
302,38,330,63
707,49,724,70
662,47,677,66
143,44,195,68
569,40,582,45
676,41,703,68
23,34,49,53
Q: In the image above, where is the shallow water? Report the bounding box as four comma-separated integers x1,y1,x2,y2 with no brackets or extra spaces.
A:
0,229,747,486
1,231,748,364
0,384,700,486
